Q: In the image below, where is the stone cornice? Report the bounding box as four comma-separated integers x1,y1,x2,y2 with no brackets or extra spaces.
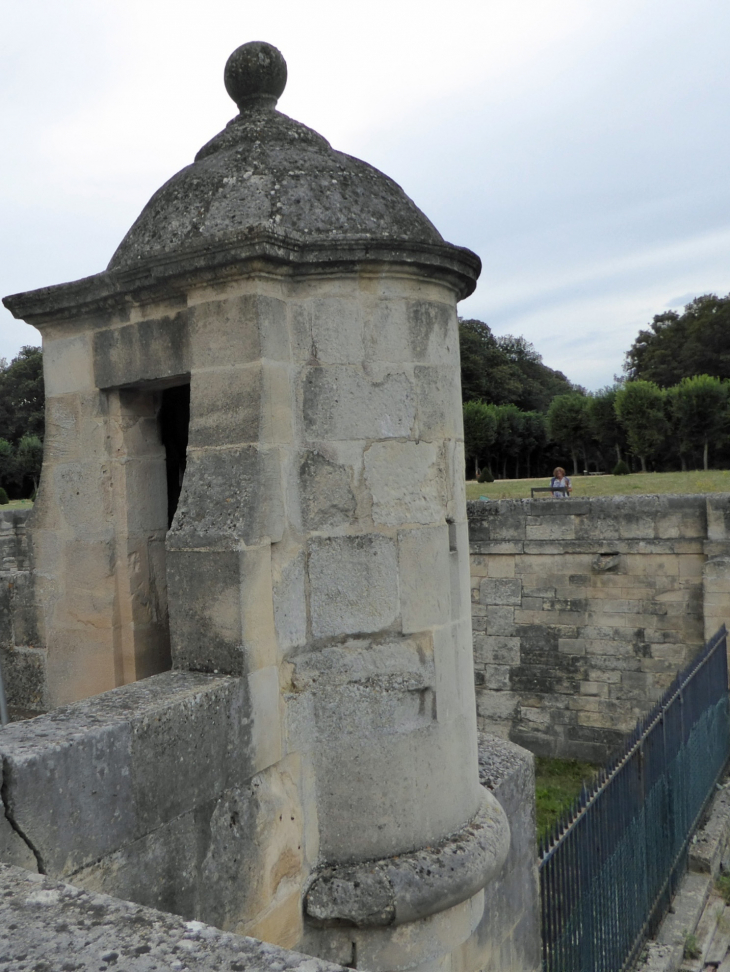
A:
3,234,481,329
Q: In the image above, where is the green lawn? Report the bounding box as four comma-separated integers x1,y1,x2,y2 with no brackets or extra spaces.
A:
2,499,33,510
535,757,598,840
467,469,730,502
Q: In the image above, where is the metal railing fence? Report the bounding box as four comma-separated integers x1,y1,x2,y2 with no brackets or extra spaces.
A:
539,625,730,972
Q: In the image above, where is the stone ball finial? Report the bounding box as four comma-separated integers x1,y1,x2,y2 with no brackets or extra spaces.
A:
224,41,287,111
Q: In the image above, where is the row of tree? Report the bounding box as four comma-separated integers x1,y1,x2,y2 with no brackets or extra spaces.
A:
0,347,44,498
465,374,730,480
625,294,730,387
459,319,577,411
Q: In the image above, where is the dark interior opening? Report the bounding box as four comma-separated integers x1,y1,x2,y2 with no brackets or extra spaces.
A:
158,383,190,528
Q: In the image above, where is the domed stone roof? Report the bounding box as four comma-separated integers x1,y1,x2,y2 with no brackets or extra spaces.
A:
108,42,447,272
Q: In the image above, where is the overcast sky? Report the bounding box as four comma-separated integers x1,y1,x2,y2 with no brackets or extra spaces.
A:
2,0,729,390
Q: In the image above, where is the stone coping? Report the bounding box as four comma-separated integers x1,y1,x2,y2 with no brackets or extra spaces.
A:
3,235,480,326
0,863,346,972
466,493,719,520
304,786,510,928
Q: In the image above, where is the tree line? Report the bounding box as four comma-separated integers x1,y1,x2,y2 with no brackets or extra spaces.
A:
4,293,730,496
462,294,730,479
0,347,44,499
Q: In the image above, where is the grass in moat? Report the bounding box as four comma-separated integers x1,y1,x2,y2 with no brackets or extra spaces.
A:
2,499,33,509
466,469,730,502
535,757,599,841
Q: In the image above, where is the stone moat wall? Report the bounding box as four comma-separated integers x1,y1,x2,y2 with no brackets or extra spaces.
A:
468,493,730,762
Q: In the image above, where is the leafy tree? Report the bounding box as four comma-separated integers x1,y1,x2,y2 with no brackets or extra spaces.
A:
614,381,667,472
587,387,627,468
463,401,497,478
494,405,525,479
625,294,730,387
458,319,574,411
497,335,576,412
0,439,15,490
520,411,547,478
0,347,44,445
667,375,728,471
547,393,590,476
16,435,43,493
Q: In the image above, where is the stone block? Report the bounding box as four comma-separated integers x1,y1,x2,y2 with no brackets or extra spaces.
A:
476,689,520,722
309,297,363,363
521,596,543,611
190,293,289,367
480,578,522,606
308,534,399,638
406,300,458,364
398,526,451,633
365,440,444,526
168,445,284,549
272,545,307,653
0,645,47,711
474,635,520,666
0,861,338,972
525,517,575,541
483,555,515,578
247,665,283,774
168,549,244,675
187,364,264,448
239,545,278,672
302,366,415,440
558,638,587,655
93,314,191,389
483,665,511,691
522,585,556,597
299,451,356,531
587,668,621,684
44,333,94,396
413,364,462,440
574,517,620,540
483,605,516,636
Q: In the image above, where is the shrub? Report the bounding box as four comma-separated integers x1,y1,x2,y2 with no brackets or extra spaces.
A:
612,460,630,476
0,488,8,505
478,467,495,483
683,932,700,960
716,873,730,905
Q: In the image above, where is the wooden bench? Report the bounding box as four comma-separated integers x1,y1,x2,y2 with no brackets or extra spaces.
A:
530,486,570,498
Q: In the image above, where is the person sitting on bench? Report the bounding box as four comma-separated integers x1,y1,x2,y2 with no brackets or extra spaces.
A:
551,466,572,498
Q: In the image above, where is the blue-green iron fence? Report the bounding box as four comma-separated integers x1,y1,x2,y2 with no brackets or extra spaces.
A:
539,625,730,972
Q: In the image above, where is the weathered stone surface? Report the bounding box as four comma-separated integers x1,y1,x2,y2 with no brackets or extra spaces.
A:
307,535,399,638
365,440,443,526
302,367,415,441
0,864,346,972
398,526,451,632
299,452,356,530
472,732,540,972
469,494,729,761
93,313,191,389
168,446,284,549
305,788,510,926
107,82,447,272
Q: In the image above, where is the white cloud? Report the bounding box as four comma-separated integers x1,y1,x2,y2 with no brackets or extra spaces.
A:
2,0,729,389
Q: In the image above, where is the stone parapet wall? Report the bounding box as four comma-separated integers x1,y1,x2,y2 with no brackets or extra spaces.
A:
468,494,730,761
457,733,540,972
0,509,46,713
0,863,346,972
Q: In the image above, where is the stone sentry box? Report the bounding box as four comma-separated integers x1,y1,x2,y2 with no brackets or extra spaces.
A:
1,43,530,972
